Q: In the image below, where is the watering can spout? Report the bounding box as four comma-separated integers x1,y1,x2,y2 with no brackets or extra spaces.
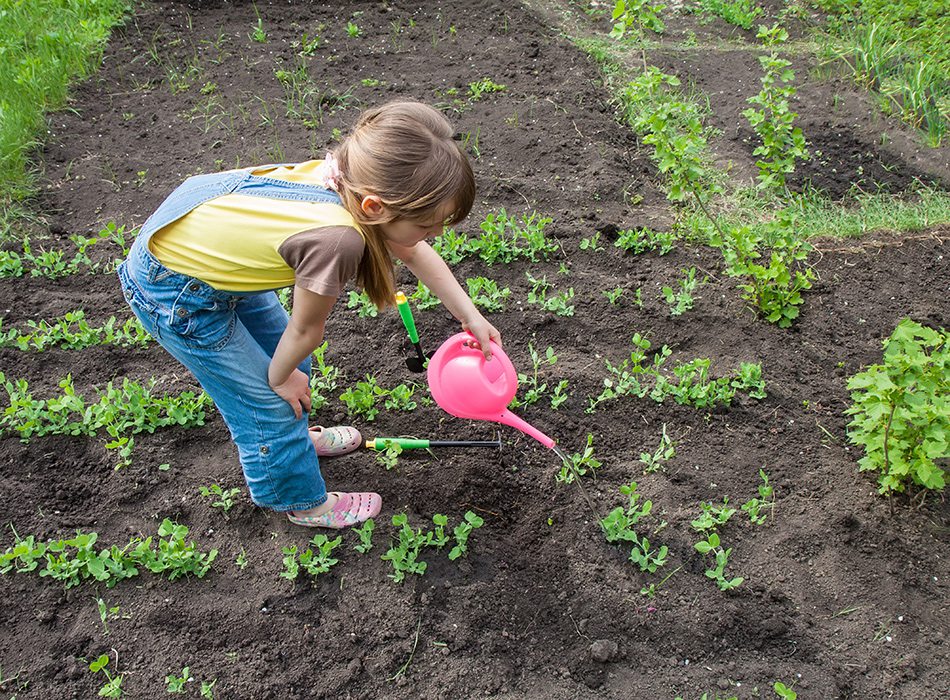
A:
499,410,556,449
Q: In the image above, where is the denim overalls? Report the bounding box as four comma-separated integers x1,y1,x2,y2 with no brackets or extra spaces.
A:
117,167,344,512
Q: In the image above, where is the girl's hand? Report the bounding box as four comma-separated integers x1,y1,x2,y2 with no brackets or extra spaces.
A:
462,314,503,360
270,368,312,420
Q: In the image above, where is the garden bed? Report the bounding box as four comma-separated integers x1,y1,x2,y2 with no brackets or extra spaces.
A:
1,1,948,698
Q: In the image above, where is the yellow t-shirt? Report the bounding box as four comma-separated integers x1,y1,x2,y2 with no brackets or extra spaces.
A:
149,161,365,295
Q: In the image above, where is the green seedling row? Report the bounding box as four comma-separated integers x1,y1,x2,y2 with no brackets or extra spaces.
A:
0,372,210,442
588,333,766,413
0,519,217,589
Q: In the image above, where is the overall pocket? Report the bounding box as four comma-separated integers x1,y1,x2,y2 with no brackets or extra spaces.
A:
169,282,236,351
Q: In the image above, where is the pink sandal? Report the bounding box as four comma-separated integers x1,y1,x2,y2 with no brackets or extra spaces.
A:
287,492,382,529
309,425,362,457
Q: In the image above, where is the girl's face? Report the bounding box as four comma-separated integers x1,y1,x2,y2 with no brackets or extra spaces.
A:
378,200,457,248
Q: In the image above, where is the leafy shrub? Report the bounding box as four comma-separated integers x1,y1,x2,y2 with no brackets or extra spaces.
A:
845,319,948,493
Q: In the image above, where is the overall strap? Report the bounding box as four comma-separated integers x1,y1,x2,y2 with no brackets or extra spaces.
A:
137,165,342,243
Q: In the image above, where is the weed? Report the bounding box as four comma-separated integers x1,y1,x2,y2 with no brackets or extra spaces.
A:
198,484,241,517
693,0,762,30
609,0,666,39
640,423,675,473
556,434,601,484
250,12,267,43
845,319,948,493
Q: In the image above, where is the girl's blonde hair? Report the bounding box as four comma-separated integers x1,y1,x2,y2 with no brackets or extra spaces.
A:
334,101,475,309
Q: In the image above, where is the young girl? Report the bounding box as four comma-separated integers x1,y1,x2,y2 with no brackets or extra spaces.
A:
117,101,502,529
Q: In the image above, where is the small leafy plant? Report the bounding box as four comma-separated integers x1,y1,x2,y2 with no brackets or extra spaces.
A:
467,77,506,100
845,319,948,493
661,267,703,316
556,433,602,484
640,423,675,473
741,469,774,524
381,512,432,583
449,511,485,560
614,227,675,255
601,482,669,573
346,289,379,318
510,341,558,408
353,519,375,554
198,484,241,517
89,652,124,697
165,666,192,693
466,276,511,312
742,24,809,190
695,532,744,591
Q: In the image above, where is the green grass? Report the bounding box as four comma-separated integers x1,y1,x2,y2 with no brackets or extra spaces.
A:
0,0,130,221
683,183,950,241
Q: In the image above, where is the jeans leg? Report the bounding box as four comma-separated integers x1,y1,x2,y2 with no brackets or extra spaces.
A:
235,291,311,376
118,264,326,511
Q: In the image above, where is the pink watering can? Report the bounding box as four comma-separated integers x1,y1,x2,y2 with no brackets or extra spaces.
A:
427,332,556,449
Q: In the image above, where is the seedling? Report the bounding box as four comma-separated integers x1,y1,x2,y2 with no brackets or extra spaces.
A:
601,482,670,573
201,680,217,699
95,597,123,635
661,267,703,316
375,442,403,470
603,286,625,304
346,21,362,38
309,342,340,412
298,534,343,577
466,276,510,312
165,666,192,693
467,78,506,100
352,519,375,554
235,548,249,570
381,512,430,582
741,469,774,524
774,681,797,699
339,374,386,420
639,423,675,473
579,231,605,252
449,511,484,560
198,484,241,516
510,341,557,408
691,498,737,533
409,280,441,310
346,289,378,317
88,652,123,697
555,434,601,484
614,227,675,255
694,532,744,591
550,380,569,410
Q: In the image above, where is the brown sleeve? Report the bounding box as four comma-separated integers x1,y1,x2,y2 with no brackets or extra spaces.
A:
278,226,365,297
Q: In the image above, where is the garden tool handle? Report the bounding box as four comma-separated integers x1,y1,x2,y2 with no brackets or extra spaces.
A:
395,292,419,344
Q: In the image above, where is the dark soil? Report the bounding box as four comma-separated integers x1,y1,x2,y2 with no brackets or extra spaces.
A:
1,1,949,699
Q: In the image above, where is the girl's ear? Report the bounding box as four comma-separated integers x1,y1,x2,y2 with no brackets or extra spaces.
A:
360,194,388,221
